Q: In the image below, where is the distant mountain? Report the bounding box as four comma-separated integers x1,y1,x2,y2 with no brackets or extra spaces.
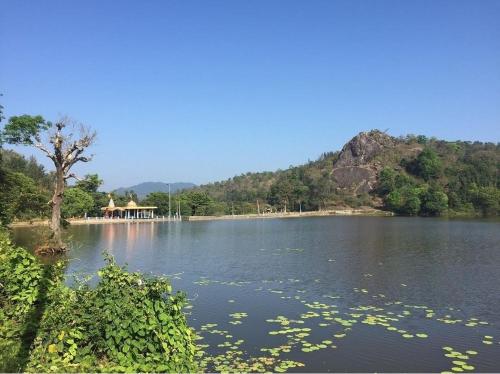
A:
113,182,196,199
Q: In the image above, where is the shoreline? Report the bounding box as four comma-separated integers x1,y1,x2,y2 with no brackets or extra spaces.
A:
8,208,392,227
186,208,393,221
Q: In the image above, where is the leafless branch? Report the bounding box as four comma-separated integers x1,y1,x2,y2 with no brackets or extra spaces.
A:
64,173,83,181
57,120,97,172
34,142,56,163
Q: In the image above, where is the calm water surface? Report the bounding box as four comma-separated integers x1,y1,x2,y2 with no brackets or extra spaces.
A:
13,216,500,372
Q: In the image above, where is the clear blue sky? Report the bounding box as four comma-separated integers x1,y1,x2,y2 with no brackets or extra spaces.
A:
1,0,499,191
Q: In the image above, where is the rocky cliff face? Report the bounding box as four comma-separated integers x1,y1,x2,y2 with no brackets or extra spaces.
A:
332,130,396,194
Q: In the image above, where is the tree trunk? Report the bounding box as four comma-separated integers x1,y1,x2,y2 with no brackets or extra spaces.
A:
49,167,65,251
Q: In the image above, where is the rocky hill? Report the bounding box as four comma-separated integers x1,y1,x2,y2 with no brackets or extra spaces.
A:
197,129,416,203
194,129,498,216
332,130,396,194
330,130,428,194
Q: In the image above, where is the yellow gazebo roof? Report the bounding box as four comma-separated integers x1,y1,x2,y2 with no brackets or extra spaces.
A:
101,206,158,211
101,198,157,211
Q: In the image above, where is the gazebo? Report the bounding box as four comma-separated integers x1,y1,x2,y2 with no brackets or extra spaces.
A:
101,197,157,219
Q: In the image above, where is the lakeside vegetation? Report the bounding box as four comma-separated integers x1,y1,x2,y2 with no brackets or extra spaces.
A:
0,229,197,372
188,135,499,217
1,134,498,226
0,101,496,224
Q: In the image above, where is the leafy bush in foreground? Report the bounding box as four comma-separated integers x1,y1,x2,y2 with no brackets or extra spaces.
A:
0,230,47,372
0,230,197,372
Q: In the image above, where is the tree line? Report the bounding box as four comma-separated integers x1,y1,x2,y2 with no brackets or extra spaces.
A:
1,100,498,236
143,138,499,218
1,137,498,227
188,136,499,217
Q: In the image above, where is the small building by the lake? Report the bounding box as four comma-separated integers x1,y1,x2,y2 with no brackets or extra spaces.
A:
101,197,157,219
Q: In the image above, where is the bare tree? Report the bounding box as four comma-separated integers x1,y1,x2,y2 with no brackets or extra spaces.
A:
2,115,96,253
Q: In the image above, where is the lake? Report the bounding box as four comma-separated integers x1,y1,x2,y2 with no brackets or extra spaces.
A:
13,216,500,372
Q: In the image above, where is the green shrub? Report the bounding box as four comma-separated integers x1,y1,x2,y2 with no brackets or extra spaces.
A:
420,185,448,216
407,148,442,181
377,168,396,195
469,185,500,216
0,230,48,372
28,254,197,373
0,230,197,373
0,171,50,225
386,186,422,215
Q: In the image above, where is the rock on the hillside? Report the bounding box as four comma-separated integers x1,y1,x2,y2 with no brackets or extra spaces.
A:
332,130,395,193
335,130,395,167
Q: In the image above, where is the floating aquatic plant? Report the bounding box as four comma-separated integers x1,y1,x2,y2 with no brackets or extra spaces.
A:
190,268,495,373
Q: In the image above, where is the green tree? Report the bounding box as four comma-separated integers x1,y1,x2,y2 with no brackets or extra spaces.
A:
292,179,309,211
420,185,448,216
62,188,94,218
378,169,426,215
394,173,415,189
110,192,130,207
0,150,53,189
76,174,102,193
117,190,138,203
183,191,214,215
268,173,308,212
416,135,428,144
142,192,170,216
74,174,105,216
410,148,442,181
268,176,293,211
386,186,422,215
0,172,49,224
87,192,109,217
377,168,396,195
469,185,500,215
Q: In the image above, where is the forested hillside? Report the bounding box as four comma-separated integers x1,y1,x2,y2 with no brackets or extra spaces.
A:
1,128,498,223
187,130,499,216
